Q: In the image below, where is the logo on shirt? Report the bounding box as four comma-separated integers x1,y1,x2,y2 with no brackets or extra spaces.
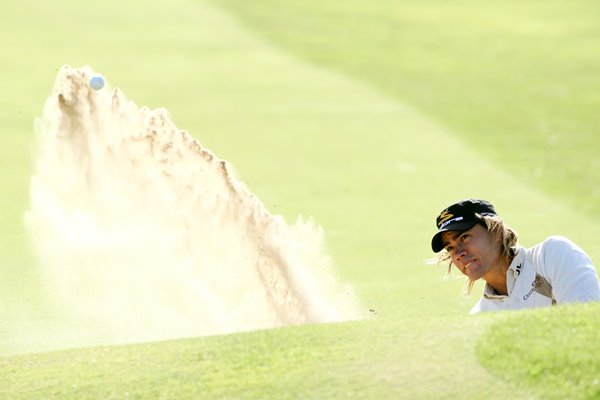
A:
523,280,536,301
515,263,522,276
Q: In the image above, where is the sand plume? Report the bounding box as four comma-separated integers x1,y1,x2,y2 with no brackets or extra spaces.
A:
26,65,360,345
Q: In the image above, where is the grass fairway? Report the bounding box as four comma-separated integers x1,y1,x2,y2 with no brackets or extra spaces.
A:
2,315,535,400
1,0,600,398
3,306,599,398
478,302,600,400
210,0,600,219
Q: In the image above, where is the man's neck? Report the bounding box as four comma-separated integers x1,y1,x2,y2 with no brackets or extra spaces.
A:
483,260,510,296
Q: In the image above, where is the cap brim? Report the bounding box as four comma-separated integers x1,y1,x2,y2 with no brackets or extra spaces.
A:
431,220,478,253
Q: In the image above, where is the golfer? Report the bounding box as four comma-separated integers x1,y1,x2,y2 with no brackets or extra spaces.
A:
431,198,600,314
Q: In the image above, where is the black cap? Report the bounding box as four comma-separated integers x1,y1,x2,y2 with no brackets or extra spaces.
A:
431,199,498,253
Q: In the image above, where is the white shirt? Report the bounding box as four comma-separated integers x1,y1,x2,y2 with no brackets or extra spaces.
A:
470,236,600,314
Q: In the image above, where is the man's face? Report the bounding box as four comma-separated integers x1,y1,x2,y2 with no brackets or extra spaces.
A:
441,224,502,281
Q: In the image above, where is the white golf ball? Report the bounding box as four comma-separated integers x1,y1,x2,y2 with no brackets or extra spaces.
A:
89,75,105,90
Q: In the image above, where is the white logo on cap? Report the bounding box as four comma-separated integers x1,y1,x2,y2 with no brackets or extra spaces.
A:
439,216,464,230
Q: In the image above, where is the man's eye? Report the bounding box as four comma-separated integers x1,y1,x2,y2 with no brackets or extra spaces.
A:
445,246,454,252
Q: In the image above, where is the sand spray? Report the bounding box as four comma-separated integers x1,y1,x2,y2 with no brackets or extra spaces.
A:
25,65,361,346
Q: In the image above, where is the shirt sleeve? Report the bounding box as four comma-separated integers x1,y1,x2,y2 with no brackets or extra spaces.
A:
537,236,600,304
470,299,483,314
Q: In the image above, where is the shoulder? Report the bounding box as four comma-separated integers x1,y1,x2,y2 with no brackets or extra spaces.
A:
541,235,577,247
528,235,584,258
528,235,595,278
524,235,592,274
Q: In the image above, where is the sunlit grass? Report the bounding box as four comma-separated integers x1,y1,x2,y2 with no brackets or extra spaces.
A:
478,303,600,400
211,0,600,218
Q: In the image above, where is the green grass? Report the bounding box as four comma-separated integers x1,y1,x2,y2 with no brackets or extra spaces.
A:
1,0,600,398
478,302,600,400
210,0,600,219
1,314,535,400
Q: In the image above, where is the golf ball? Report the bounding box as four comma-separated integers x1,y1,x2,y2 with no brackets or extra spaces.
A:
89,75,105,90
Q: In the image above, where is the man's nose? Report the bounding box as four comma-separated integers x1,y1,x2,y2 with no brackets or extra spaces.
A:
453,245,467,260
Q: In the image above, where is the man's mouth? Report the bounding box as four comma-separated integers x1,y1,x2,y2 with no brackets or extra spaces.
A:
464,260,476,273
